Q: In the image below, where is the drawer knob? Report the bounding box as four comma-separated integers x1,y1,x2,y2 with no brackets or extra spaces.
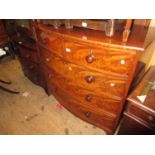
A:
86,54,94,63
85,75,94,83
42,38,49,44
148,115,154,122
85,95,92,102
85,112,91,117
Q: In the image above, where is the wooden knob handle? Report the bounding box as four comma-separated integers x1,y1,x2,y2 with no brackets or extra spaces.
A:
85,75,94,83
42,38,49,44
85,112,91,117
85,95,92,102
86,54,94,63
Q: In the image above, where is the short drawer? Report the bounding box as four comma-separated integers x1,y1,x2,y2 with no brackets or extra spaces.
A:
19,46,38,63
50,81,116,134
36,29,63,57
127,103,155,128
63,40,137,75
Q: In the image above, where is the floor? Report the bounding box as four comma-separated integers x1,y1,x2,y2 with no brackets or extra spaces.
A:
0,59,106,135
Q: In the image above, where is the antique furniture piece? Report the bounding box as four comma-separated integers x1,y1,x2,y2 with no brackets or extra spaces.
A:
116,66,155,135
12,20,41,86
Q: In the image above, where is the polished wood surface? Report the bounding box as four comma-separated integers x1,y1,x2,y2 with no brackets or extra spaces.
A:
37,24,148,51
12,20,149,134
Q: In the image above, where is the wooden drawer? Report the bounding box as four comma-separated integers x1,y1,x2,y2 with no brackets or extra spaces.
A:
40,49,126,100
63,40,137,75
127,103,155,129
49,80,116,134
43,64,121,115
117,115,155,135
36,29,63,57
19,46,38,63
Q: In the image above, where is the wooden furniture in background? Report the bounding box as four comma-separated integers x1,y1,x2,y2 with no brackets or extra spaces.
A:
116,66,155,134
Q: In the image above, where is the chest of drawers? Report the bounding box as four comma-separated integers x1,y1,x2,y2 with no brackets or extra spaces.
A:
32,24,148,134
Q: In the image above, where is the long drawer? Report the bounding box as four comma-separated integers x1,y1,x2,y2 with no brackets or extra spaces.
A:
63,40,137,75
127,103,155,129
39,46,127,99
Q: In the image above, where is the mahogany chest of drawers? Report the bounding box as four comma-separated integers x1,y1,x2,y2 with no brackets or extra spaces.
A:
33,23,148,134
116,66,155,135
14,19,149,134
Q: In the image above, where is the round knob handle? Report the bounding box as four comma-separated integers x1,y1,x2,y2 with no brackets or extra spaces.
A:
42,38,49,44
85,95,92,102
85,112,91,117
85,75,94,83
86,54,94,63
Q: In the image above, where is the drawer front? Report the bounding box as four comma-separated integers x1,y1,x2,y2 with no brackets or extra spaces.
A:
19,46,38,63
127,104,155,129
41,51,126,100
50,80,116,134
63,40,137,75
36,29,63,57
43,64,121,115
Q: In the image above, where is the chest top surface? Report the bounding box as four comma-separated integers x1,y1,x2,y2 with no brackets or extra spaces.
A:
37,24,149,51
